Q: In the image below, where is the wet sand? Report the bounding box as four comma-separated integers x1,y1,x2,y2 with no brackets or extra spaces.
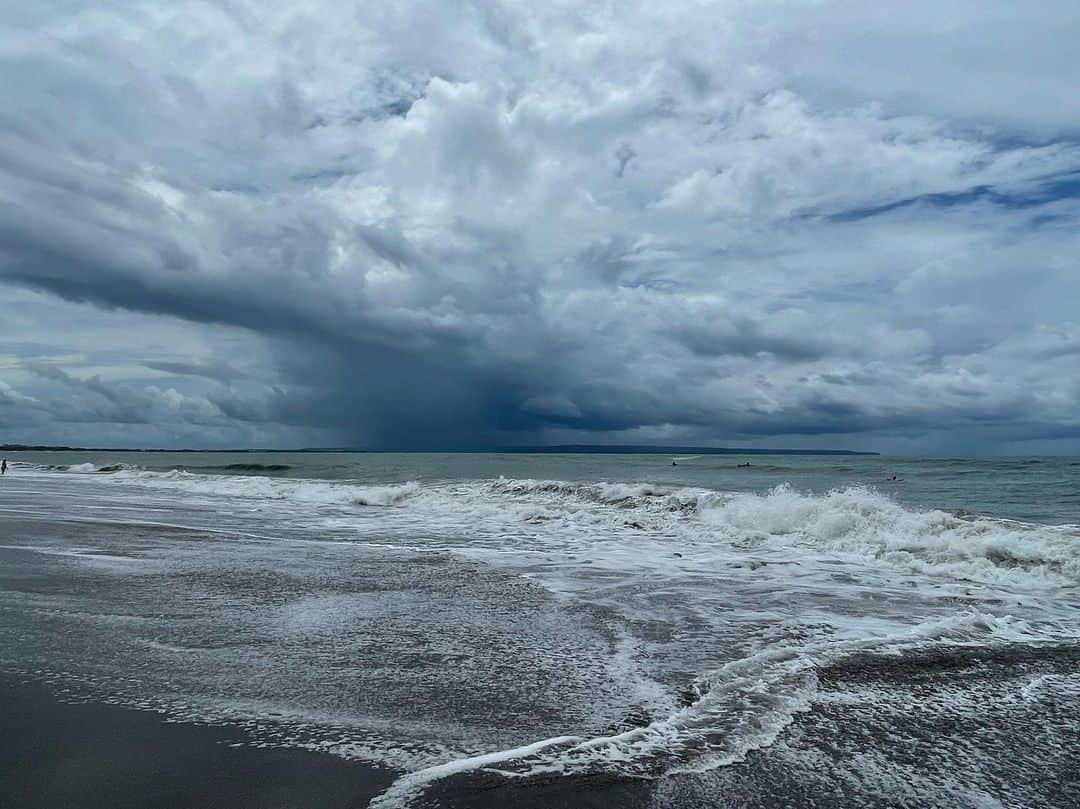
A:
0,673,396,809
0,673,658,809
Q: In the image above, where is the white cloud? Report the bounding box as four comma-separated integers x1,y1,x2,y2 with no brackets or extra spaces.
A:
0,0,1078,451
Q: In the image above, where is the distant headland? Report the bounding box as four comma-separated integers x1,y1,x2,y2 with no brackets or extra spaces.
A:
501,445,878,456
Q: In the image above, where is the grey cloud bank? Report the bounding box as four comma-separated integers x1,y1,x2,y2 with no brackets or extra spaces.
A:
1,1,1079,453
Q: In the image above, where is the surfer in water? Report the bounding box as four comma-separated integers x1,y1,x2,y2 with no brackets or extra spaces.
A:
1,459,6,475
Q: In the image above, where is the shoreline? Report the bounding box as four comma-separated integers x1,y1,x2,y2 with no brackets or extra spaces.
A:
0,673,659,809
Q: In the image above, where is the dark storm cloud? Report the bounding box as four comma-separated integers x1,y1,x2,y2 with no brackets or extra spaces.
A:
2,1,1080,451
669,319,831,362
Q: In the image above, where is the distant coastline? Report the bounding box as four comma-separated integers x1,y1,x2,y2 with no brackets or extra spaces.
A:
506,445,878,456
0,443,878,456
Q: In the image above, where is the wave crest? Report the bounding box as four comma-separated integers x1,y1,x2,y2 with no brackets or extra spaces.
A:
28,467,1080,585
39,462,128,473
489,477,705,512
351,482,421,507
206,463,292,472
485,478,1080,585
701,484,1080,583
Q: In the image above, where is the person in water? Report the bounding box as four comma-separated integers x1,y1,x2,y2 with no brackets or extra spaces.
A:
1,459,6,475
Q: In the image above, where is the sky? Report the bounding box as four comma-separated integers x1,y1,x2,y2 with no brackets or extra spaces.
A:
1,1,1080,453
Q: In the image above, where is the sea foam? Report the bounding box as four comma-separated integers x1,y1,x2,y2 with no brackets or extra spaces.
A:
35,465,1080,587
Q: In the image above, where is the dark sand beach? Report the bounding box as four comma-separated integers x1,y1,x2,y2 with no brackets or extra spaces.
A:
0,673,395,809
0,673,660,809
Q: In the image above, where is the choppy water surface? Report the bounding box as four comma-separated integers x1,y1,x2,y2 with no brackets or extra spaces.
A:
1,452,1078,807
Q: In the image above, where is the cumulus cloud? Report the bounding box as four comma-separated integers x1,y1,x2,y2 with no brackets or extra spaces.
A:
0,0,1078,451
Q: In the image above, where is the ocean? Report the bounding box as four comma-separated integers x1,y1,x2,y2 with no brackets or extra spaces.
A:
1,452,1078,807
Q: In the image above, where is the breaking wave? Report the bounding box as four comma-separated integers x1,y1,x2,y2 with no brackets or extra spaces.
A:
34,466,1080,586
489,477,700,511
702,483,1080,584
350,482,422,507
198,463,293,473
99,466,424,510
485,478,1080,585
371,611,1075,808
36,462,129,473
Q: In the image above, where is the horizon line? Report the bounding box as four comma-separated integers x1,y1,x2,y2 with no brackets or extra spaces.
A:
1,442,880,456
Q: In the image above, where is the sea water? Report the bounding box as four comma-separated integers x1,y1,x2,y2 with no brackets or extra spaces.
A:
1,452,1078,807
